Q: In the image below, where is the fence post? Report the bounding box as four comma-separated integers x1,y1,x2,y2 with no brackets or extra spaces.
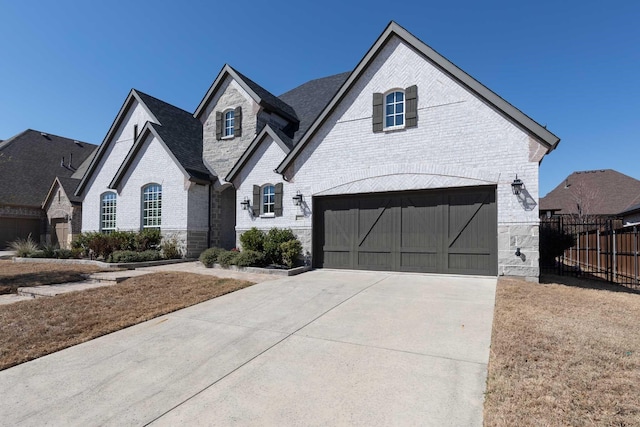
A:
597,229,601,274
635,226,638,285
613,230,617,282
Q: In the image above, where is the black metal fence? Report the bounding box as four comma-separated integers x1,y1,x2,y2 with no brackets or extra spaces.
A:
540,216,640,290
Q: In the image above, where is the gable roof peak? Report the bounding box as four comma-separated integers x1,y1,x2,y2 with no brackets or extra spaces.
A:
194,64,298,123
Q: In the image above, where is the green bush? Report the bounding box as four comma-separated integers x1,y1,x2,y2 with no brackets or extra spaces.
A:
54,248,73,259
109,231,136,251
240,227,265,252
109,250,161,263
72,232,99,256
235,250,265,267
217,250,239,268
135,228,162,251
41,244,57,258
9,234,39,257
264,228,297,265
280,239,302,268
199,247,225,267
161,238,182,259
28,250,47,258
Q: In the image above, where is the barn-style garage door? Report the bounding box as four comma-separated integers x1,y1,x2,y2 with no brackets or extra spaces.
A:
0,218,41,249
313,187,497,276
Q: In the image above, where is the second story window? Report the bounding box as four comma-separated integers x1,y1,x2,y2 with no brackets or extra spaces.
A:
224,110,235,137
385,91,404,128
215,107,243,140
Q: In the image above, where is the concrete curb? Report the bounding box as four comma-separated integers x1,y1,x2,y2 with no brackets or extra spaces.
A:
11,257,197,270
202,263,312,276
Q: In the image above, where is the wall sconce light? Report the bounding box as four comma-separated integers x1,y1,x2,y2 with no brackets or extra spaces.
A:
292,191,303,206
240,197,250,210
511,175,524,195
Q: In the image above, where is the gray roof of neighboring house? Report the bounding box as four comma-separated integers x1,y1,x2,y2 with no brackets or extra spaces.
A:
134,90,210,181
540,169,640,216
278,72,350,144
619,202,640,216
0,130,96,208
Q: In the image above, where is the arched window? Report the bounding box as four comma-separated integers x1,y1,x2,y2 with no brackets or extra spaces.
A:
142,184,162,228
385,90,404,128
100,192,117,232
262,184,275,215
224,110,235,137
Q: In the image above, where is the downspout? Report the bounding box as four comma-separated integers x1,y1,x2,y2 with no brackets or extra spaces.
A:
207,182,212,248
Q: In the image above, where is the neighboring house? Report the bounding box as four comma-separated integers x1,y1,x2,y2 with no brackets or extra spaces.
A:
540,169,640,220
77,21,559,280
619,203,640,225
0,130,96,248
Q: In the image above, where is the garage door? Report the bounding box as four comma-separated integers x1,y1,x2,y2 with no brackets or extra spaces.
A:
313,187,497,276
0,217,41,249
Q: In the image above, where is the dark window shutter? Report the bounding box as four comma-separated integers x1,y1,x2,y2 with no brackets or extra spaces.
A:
252,185,260,216
372,93,383,132
274,183,283,217
234,107,242,137
215,112,222,140
405,85,418,128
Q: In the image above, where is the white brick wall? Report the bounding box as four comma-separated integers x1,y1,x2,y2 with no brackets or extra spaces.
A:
233,35,549,279
82,100,154,231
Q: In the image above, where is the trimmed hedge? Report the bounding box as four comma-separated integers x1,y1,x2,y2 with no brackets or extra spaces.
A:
264,228,297,265
217,250,239,268
199,247,225,268
240,227,265,252
109,250,161,263
235,250,265,267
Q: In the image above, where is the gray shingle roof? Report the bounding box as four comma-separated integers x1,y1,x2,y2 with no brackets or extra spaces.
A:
540,169,640,216
278,72,350,144
231,67,298,122
0,130,96,208
134,90,210,180
56,177,82,204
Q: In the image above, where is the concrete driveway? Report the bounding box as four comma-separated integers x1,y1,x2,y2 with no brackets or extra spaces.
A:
0,270,496,426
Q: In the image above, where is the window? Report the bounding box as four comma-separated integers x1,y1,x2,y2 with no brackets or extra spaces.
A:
372,86,417,132
101,192,117,232
385,91,404,128
224,110,235,137
142,184,162,228
252,183,283,217
262,185,275,215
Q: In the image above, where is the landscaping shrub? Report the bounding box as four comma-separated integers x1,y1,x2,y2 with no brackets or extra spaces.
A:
161,238,182,259
280,239,302,268
109,250,161,263
41,244,57,258
240,227,265,252
135,228,162,251
54,249,73,259
199,247,225,267
235,250,265,267
217,250,239,268
28,250,47,258
72,232,99,256
264,228,297,265
9,234,39,257
109,231,136,252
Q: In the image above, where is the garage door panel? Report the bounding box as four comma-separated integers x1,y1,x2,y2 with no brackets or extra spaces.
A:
314,187,497,275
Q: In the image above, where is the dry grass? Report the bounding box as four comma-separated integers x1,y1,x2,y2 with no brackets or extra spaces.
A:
485,274,640,426
0,260,108,294
0,272,253,371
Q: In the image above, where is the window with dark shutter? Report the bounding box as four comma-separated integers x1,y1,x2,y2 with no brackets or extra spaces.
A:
234,106,242,137
274,183,283,217
215,112,222,140
372,93,383,132
405,85,418,128
252,185,260,217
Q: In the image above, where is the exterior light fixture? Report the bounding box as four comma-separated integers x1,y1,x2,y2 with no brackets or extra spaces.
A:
511,175,524,195
240,197,250,210
292,191,303,206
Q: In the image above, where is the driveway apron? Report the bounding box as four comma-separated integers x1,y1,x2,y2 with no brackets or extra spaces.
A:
0,270,496,426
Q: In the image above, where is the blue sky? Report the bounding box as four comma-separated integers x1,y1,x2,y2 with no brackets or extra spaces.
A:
1,0,637,196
